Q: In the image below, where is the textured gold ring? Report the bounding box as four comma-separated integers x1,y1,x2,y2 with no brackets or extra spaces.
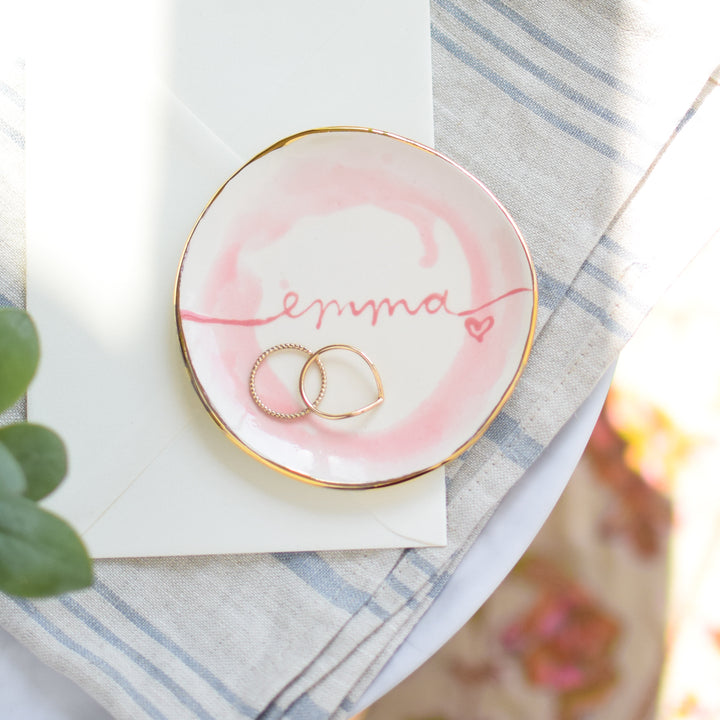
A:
249,344,326,420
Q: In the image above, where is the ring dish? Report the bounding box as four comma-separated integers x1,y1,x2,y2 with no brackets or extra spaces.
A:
175,127,537,488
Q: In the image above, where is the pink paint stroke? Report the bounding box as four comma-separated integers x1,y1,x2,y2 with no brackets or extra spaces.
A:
180,286,532,338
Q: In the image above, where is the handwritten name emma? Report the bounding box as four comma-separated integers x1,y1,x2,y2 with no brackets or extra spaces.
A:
181,287,532,342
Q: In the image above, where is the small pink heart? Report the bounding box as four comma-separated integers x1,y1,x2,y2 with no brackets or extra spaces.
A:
464,315,494,342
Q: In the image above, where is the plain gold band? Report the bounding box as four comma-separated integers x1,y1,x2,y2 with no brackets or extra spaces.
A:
299,344,384,420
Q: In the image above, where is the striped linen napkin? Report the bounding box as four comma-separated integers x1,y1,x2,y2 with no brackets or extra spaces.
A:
2,1,719,718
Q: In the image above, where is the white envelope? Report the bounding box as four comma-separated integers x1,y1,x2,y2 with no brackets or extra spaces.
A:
26,0,446,557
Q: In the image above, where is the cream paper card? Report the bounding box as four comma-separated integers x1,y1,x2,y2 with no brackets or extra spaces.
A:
26,0,446,557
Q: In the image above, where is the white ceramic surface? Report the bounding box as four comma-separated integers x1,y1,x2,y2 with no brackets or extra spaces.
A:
176,128,537,487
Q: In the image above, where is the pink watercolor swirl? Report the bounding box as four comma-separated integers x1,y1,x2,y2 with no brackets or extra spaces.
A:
178,134,534,480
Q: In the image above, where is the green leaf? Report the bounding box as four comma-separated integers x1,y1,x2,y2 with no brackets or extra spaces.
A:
0,423,67,500
0,308,40,413
0,442,27,496
0,494,92,597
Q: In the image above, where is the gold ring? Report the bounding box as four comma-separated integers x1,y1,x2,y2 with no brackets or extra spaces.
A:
249,344,326,420
299,344,384,420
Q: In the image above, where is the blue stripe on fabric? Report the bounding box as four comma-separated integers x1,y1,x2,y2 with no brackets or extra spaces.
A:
0,293,16,308
0,79,24,108
428,571,452,599
93,580,257,718
368,599,391,618
443,459,464,497
386,575,419,609
406,549,439,578
261,695,331,720
542,259,636,304
13,598,168,720
484,411,544,469
536,266,633,338
675,106,696,133
431,26,642,173
274,552,389,619
340,697,355,712
566,285,632,340
437,0,644,137
581,260,630,296
445,470,462,499
535,266,568,310
0,117,24,148
478,0,643,99
580,259,647,310
598,233,642,263
59,595,217,720
285,694,330,720
258,701,283,720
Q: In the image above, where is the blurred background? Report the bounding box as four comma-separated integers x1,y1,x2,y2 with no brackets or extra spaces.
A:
355,229,720,719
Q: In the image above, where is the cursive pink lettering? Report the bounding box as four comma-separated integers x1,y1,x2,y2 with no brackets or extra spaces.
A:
181,286,531,340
